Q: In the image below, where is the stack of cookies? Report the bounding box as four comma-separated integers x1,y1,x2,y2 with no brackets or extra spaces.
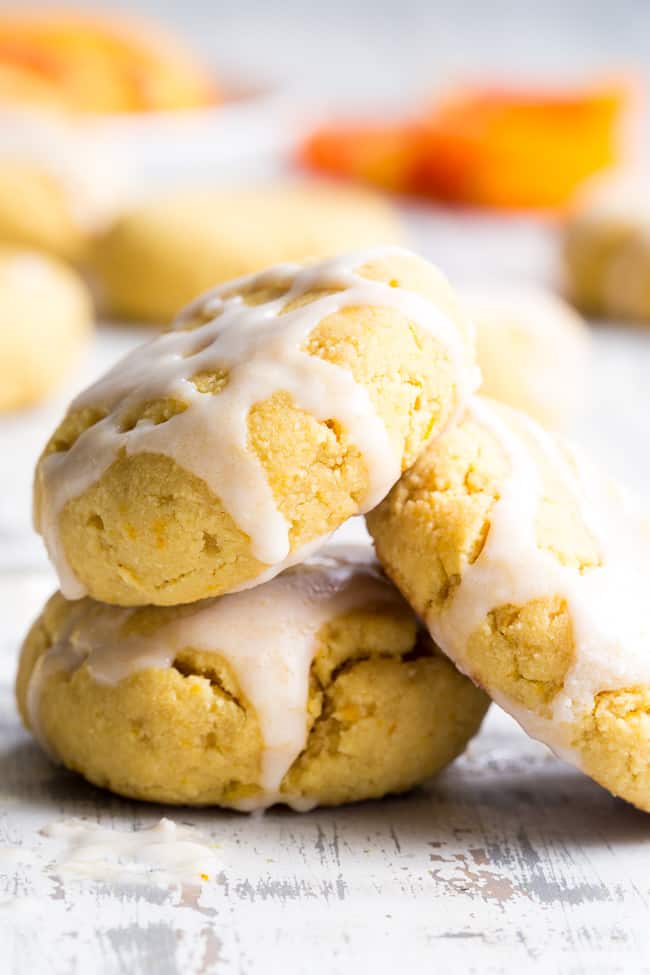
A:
16,247,489,810
17,246,650,813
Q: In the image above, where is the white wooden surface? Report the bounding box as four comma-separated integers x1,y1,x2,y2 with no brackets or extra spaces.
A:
2,210,650,974
2,624,650,975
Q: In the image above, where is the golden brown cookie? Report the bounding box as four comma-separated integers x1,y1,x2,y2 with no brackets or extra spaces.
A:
16,547,489,809
368,396,650,812
34,247,477,605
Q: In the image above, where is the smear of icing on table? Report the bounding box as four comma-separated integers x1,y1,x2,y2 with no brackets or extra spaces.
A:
426,397,650,765
27,545,407,808
36,246,474,598
39,818,219,885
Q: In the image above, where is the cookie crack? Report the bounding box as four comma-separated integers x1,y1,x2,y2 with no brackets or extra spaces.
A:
171,656,245,712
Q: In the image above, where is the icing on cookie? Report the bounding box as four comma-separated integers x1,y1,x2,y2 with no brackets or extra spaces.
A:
426,397,650,764
27,546,406,809
36,247,475,599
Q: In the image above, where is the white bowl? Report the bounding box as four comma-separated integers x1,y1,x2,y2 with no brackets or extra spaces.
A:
77,85,307,191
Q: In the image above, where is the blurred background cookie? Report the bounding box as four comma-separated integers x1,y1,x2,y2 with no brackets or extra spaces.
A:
563,171,650,323
0,247,92,411
91,183,405,323
464,286,591,429
0,113,125,262
16,548,489,809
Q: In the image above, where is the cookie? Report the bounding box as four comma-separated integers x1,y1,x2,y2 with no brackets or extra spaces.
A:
367,397,650,812
0,247,92,411
91,183,405,323
0,114,122,262
0,162,87,262
34,246,477,605
16,547,489,809
463,286,590,429
563,172,650,322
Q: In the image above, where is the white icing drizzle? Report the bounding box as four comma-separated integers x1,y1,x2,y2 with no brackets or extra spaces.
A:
27,545,407,809
40,818,219,884
36,246,473,599
426,397,650,765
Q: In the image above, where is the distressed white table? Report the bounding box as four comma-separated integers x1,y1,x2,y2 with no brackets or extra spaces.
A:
2,210,650,974
2,618,650,975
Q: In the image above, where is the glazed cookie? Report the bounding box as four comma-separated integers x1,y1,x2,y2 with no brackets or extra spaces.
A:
92,183,404,323
0,248,92,411
367,396,650,812
16,547,489,809
463,286,590,429
34,246,477,606
563,172,650,322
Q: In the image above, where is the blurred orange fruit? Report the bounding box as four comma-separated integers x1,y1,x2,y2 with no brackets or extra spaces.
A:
300,80,632,210
416,82,629,209
300,122,423,194
0,9,219,114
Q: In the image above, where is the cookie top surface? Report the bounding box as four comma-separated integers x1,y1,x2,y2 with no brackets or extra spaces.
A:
35,246,477,605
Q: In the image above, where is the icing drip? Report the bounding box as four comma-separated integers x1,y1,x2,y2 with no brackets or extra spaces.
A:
426,398,650,765
27,546,406,809
36,246,472,599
